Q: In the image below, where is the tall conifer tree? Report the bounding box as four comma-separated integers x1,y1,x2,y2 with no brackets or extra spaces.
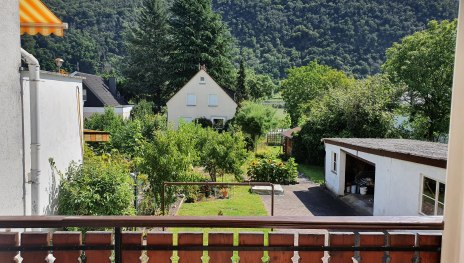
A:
170,0,236,90
235,59,248,105
123,0,172,112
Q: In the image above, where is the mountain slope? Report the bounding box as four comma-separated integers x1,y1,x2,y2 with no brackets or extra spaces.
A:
213,0,458,77
21,0,458,78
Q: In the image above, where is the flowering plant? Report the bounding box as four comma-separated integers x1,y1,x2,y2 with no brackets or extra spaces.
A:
247,158,298,184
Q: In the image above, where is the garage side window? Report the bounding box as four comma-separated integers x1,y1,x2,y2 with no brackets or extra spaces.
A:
331,152,337,173
421,176,445,215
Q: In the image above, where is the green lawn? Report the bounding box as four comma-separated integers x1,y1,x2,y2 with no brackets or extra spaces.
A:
177,185,268,217
298,163,325,184
173,176,270,262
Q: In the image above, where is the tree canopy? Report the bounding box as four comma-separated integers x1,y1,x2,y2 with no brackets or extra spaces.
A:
281,61,354,126
170,0,237,90
294,75,401,164
234,101,278,150
382,20,456,141
122,0,173,111
22,0,457,81
246,70,278,101
213,0,457,78
235,59,249,105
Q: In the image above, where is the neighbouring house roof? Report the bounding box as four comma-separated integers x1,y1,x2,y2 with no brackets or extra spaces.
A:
84,129,110,142
281,127,301,139
72,72,127,107
222,87,236,101
323,138,448,168
20,0,68,37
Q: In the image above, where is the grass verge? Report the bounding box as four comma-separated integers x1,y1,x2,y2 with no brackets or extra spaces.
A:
298,163,325,184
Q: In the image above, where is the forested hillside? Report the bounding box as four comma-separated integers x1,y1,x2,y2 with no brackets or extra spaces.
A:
22,0,457,78
213,0,458,77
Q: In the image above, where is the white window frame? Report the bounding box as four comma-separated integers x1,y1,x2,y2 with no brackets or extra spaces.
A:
419,175,445,216
200,76,206,84
331,152,337,174
186,94,196,106
208,94,218,107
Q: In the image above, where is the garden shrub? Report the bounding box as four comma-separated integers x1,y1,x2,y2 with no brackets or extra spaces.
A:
247,157,298,184
141,127,198,213
56,149,135,216
178,172,208,203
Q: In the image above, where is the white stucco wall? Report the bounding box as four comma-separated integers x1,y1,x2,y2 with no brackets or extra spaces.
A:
324,143,447,216
0,2,25,216
21,71,84,215
84,105,133,120
167,70,237,128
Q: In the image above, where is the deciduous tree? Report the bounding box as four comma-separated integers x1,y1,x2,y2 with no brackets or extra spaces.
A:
234,101,278,151
294,75,400,164
382,20,456,141
197,128,248,181
281,61,354,126
246,71,277,100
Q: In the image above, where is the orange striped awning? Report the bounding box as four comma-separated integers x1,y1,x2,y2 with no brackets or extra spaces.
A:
20,0,67,37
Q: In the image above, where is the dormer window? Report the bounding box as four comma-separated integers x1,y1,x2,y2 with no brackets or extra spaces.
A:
200,76,205,84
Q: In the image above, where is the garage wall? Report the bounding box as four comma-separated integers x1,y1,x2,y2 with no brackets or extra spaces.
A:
325,143,446,216
324,144,346,195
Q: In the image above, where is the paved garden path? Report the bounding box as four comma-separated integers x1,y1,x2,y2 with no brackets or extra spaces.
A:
259,175,360,232
260,175,358,216
260,176,361,263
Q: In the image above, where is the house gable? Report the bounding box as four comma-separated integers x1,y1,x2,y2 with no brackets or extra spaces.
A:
167,69,237,128
167,69,236,106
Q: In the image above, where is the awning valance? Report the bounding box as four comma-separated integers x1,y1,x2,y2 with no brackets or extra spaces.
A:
20,0,67,37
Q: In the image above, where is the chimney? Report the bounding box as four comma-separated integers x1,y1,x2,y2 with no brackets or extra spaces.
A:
108,77,117,95
200,64,207,72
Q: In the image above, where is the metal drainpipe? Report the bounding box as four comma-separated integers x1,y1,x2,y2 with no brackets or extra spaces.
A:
20,48,41,215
